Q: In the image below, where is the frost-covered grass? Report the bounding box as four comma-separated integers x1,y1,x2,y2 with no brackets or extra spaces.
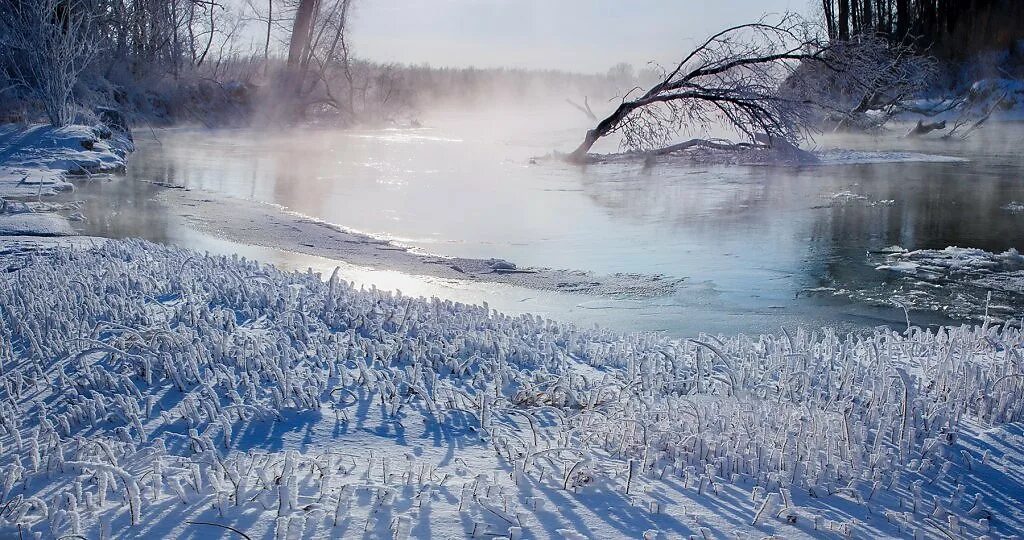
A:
1,239,1023,538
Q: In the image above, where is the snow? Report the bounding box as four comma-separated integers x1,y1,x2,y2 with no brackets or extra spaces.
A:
967,79,1024,121
155,186,685,300
879,247,1024,277
814,150,967,165
0,123,133,237
863,246,1024,321
0,212,75,236
876,261,920,275
898,78,1024,126
1003,202,1024,214
0,123,133,198
1,238,1023,539
592,144,965,167
820,190,897,209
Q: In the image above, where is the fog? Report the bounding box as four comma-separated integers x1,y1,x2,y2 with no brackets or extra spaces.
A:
348,0,805,71
6,3,1024,539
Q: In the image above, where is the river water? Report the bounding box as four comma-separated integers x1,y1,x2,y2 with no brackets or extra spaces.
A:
62,111,1024,337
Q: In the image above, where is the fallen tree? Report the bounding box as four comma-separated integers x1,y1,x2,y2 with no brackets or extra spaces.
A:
905,119,946,137
568,14,827,162
785,33,939,131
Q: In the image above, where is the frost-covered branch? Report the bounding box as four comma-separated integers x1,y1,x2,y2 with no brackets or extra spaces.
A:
569,14,826,161
0,0,101,126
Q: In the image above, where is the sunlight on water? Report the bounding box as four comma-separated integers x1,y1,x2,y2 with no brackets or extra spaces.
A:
62,112,1024,335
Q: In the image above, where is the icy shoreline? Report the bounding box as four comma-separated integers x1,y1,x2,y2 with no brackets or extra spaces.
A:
806,246,1024,326
1,238,1022,538
156,186,685,300
0,123,134,237
0,124,134,198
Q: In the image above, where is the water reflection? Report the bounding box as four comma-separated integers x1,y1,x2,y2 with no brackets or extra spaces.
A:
60,120,1024,335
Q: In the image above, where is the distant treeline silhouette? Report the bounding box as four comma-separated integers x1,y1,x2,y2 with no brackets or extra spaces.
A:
821,0,1024,58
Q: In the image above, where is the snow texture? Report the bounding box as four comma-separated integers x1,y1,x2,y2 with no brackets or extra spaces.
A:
587,144,963,167
0,123,133,237
1,238,1023,539
967,79,1024,121
0,212,75,236
1002,201,1024,215
813,150,966,165
899,78,1024,125
0,123,134,198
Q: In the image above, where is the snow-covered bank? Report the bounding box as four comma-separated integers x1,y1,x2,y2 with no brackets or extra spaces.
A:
580,143,966,167
156,186,684,300
0,123,133,236
0,124,133,197
900,78,1024,126
1,238,1023,538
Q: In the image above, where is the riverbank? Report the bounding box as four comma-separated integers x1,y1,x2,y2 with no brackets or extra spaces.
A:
1,237,1021,539
23,121,1020,336
0,122,688,299
156,185,685,299
1,120,1023,538
0,123,134,236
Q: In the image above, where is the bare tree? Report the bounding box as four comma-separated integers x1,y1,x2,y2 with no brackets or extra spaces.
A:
245,0,277,63
0,0,101,126
569,14,826,162
566,96,597,120
294,0,355,118
786,33,938,130
287,0,320,73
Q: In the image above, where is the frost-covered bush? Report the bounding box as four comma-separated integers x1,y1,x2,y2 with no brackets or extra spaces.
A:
0,0,102,127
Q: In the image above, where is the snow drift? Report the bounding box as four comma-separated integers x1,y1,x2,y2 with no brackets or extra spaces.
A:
0,123,133,198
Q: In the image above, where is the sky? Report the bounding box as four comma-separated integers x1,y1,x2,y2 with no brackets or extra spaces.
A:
348,0,808,73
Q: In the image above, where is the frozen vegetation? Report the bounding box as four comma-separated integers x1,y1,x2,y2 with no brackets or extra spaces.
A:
0,239,1022,539
0,2,1022,537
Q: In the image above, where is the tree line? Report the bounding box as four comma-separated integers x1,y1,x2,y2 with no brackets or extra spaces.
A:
821,0,1024,58
0,0,628,127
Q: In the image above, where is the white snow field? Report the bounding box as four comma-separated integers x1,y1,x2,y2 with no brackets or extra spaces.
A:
1,239,1023,539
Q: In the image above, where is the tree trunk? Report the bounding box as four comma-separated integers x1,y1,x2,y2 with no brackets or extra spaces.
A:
905,119,946,137
569,101,637,161
823,0,836,40
264,0,272,62
838,0,851,40
895,0,908,41
287,0,318,67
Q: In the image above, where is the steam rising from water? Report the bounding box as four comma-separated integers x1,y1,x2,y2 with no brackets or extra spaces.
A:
64,98,1024,335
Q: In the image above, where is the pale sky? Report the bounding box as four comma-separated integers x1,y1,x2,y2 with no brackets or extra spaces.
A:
348,1,808,73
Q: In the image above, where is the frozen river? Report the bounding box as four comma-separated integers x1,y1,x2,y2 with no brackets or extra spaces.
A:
63,112,1024,337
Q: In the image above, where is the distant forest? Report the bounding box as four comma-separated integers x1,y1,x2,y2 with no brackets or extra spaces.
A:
821,0,1024,58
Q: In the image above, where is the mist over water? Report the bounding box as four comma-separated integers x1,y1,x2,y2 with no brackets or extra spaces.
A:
65,104,1024,336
